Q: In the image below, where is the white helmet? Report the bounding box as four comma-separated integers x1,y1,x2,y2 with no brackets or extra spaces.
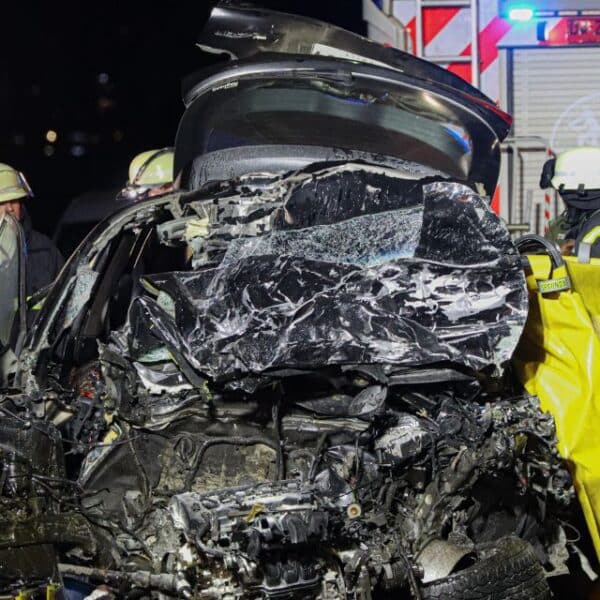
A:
550,147,600,192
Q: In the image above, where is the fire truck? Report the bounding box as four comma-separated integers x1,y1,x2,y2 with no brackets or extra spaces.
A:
364,0,600,233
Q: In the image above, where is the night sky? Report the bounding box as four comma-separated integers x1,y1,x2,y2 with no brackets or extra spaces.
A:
0,1,365,244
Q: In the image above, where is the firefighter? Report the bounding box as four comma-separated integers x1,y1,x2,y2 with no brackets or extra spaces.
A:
117,148,175,203
542,147,600,255
0,163,64,295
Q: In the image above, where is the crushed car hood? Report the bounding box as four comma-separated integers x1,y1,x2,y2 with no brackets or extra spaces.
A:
105,164,527,395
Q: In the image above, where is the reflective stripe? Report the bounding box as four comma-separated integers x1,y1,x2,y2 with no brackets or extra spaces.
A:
582,226,600,245
538,276,571,294
578,226,600,264
27,295,45,311
0,185,25,195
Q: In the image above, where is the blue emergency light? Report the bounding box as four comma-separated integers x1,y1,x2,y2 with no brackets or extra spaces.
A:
500,1,600,20
508,6,535,21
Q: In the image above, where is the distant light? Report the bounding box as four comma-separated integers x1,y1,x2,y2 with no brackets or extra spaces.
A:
508,7,534,21
70,145,86,157
97,96,115,112
45,129,58,143
98,72,109,84
43,145,55,157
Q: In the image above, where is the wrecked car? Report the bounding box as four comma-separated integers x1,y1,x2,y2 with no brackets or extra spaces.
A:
0,3,575,599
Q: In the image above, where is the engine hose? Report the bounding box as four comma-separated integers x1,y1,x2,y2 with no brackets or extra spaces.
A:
308,433,329,482
272,401,285,480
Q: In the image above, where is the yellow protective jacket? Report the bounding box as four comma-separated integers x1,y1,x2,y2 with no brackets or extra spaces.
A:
514,237,600,558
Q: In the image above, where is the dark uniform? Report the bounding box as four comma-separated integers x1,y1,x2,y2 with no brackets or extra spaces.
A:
22,209,64,297
546,207,600,258
545,212,572,247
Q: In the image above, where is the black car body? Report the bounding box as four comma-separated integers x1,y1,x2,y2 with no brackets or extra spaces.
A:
0,4,573,599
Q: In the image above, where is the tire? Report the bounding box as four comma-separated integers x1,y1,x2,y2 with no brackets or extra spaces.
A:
421,536,551,600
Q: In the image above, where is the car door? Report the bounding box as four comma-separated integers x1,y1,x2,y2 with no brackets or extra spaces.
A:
0,214,26,385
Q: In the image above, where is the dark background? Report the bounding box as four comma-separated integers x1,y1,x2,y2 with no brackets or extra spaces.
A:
0,1,365,242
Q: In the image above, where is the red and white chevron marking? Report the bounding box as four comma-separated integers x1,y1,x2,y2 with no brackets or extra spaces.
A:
391,0,569,101
543,149,556,232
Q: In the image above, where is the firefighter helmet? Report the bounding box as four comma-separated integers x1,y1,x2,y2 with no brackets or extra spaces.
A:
549,147,600,192
128,148,174,187
0,163,33,204
118,149,174,203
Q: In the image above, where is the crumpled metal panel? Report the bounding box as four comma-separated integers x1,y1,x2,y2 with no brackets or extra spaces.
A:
279,164,427,227
115,174,527,387
187,4,510,130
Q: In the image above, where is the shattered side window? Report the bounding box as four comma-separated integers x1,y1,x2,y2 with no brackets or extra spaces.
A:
61,267,99,331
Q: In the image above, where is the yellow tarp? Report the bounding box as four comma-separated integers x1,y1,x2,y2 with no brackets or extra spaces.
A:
513,254,600,559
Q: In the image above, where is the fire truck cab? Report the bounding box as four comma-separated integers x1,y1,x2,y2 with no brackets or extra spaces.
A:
365,0,600,234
